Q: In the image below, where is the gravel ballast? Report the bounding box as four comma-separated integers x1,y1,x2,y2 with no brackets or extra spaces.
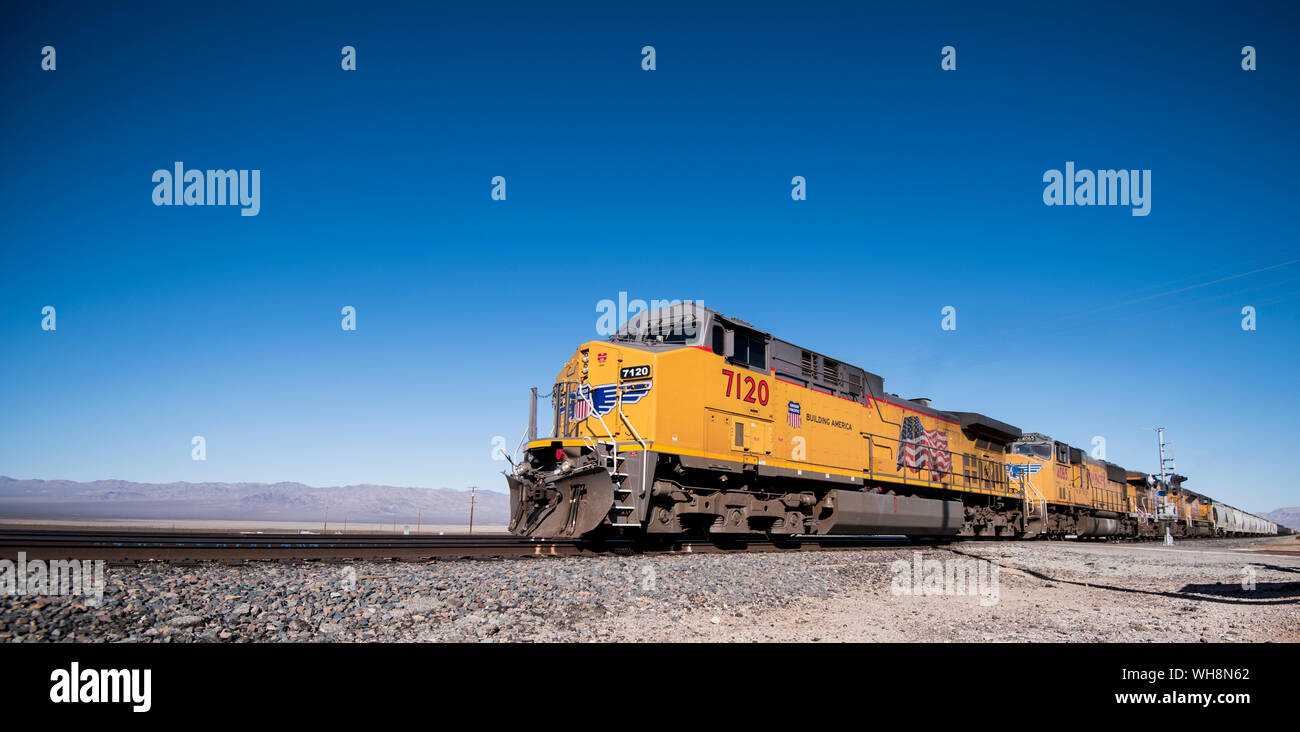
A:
2,537,1297,643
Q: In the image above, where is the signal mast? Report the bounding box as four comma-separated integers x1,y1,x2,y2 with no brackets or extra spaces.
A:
1145,427,1176,546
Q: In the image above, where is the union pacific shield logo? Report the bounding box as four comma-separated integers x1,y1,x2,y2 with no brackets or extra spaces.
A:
571,381,653,419
787,401,801,428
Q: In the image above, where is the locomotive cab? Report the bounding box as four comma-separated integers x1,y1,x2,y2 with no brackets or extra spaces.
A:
507,304,708,537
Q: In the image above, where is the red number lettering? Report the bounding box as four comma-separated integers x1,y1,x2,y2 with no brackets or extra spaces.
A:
724,371,770,406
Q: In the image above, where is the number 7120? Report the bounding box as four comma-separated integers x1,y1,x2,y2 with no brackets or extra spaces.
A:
721,369,769,406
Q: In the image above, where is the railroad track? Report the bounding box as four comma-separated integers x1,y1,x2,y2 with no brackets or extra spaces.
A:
0,529,921,563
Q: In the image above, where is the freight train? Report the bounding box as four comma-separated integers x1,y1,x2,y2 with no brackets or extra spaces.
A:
505,305,1278,541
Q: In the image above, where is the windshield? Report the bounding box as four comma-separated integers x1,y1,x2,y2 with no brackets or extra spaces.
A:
1013,443,1052,459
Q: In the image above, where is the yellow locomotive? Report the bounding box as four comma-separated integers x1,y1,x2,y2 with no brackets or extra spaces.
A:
505,305,1277,540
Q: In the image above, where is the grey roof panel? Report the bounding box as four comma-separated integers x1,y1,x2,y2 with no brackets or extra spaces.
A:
948,411,1022,442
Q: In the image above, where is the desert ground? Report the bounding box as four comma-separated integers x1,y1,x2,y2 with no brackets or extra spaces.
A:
3,534,1296,643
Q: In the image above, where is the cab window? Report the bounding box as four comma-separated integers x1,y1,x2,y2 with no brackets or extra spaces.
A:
1014,444,1051,459
733,331,767,370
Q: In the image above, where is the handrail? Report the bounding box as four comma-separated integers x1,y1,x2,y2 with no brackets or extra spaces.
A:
554,379,615,450
510,423,530,465
554,381,644,504
552,381,576,438
581,387,619,457
615,388,649,497
1022,475,1046,518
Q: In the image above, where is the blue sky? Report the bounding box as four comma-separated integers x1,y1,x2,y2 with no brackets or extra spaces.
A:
1,1,1297,513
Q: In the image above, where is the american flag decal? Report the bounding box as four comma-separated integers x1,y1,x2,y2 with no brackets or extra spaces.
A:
787,401,801,428
570,392,591,421
896,415,950,479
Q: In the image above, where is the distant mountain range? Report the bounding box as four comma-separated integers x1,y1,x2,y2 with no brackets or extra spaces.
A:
0,476,508,525
4,475,1286,533
1263,507,1300,531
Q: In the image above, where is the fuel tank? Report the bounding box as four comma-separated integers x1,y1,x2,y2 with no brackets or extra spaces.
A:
815,490,963,536
1077,516,1123,536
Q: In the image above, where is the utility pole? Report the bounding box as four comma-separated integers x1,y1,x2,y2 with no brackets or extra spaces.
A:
469,486,477,534
417,508,422,535
323,505,328,533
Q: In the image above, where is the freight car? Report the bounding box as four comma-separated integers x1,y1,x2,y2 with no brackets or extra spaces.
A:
505,306,1278,540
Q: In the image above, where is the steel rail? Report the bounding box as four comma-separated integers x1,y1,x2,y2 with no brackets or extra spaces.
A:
0,529,923,562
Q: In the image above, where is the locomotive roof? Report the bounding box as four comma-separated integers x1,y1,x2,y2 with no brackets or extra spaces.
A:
947,412,1022,442
708,308,1023,439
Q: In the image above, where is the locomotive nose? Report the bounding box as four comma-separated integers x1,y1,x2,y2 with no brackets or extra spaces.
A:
508,463,616,538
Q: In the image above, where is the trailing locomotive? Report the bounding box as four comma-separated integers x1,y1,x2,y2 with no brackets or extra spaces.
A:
505,305,1278,540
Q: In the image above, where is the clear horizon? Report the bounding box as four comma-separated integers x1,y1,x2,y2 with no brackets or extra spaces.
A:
0,475,511,495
